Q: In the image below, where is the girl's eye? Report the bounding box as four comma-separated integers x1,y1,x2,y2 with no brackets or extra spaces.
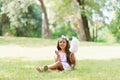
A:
59,41,62,43
59,40,66,43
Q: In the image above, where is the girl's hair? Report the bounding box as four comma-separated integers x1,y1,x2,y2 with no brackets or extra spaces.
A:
57,38,71,65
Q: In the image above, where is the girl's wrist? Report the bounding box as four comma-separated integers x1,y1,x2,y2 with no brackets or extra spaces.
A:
55,51,59,55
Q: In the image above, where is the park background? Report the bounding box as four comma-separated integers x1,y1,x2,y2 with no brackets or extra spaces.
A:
0,0,120,80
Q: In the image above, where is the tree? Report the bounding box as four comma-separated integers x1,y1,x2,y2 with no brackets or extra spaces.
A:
0,0,51,38
109,8,120,42
0,1,8,36
0,0,45,38
1,13,7,36
76,0,90,41
38,0,50,38
0,0,35,36
69,17,85,41
45,0,107,41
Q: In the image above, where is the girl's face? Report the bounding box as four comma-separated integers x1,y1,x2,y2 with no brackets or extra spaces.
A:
58,38,67,50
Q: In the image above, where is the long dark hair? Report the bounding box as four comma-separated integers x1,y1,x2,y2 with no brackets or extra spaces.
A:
57,38,71,65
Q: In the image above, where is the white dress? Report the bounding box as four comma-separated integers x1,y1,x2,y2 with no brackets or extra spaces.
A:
59,52,71,70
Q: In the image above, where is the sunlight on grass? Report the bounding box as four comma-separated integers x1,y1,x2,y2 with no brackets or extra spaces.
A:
0,72,11,80
0,36,120,80
52,77,82,80
0,36,119,47
0,58,120,80
0,36,57,47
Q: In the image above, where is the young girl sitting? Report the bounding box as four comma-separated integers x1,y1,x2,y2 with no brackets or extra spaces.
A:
36,35,76,72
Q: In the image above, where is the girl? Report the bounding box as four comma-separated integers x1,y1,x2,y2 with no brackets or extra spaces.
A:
36,36,76,72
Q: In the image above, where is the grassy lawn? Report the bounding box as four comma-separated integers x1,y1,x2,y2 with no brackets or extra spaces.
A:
0,37,57,47
0,36,120,80
0,36,119,47
0,58,120,80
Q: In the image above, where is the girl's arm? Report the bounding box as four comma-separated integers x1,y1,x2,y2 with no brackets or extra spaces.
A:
55,50,60,62
70,53,76,69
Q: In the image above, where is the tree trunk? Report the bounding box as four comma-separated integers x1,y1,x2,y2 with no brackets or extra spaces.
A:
70,18,86,41
78,19,86,41
76,0,91,41
81,15,91,41
15,27,25,37
39,0,50,38
2,13,7,36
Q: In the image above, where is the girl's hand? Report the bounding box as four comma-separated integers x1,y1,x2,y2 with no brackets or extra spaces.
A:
55,50,60,62
55,50,59,56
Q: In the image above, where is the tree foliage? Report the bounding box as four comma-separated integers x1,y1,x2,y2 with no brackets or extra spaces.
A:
109,8,120,42
0,0,35,27
0,0,119,42
0,0,43,37
51,21,77,39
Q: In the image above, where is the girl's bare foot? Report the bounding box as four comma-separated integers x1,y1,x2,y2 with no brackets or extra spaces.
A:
36,66,48,72
36,67,43,72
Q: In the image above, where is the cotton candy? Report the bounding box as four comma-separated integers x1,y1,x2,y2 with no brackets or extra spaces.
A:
69,36,79,53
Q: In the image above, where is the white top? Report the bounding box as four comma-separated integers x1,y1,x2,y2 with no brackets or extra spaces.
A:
59,52,71,70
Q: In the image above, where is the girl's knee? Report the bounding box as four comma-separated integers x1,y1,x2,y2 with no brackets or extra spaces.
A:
56,61,61,64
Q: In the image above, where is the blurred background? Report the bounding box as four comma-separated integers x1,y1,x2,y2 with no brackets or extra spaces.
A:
0,1,120,80
0,0,119,43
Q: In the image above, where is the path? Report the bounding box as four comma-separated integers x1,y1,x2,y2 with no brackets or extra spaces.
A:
0,45,120,60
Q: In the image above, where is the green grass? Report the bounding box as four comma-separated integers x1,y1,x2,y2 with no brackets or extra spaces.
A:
0,36,57,47
0,58,120,80
0,36,119,47
0,36,120,80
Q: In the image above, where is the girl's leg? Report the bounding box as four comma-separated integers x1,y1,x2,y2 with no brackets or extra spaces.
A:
36,61,64,72
47,61,64,71
36,66,45,72
36,65,49,72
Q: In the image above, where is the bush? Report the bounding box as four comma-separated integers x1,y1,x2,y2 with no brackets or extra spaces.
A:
51,22,77,40
97,27,116,43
